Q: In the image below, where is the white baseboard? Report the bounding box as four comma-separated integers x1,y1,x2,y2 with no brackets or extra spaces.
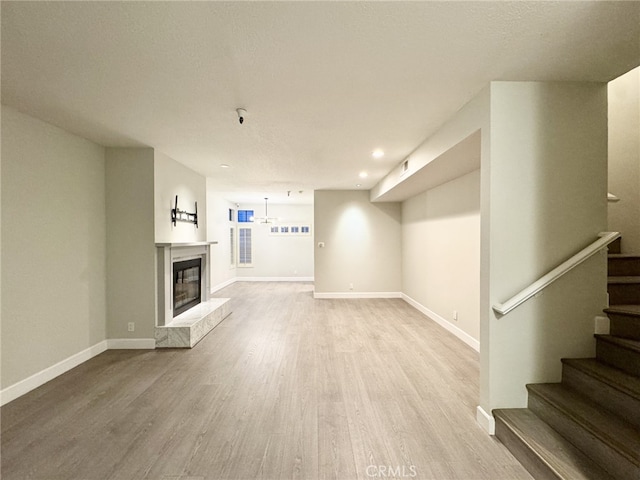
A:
211,277,314,294
314,291,402,299
107,338,156,349
1,291,478,407
402,294,480,352
476,406,495,435
595,315,610,335
210,277,237,294
1,340,108,406
1,337,156,406
237,276,314,282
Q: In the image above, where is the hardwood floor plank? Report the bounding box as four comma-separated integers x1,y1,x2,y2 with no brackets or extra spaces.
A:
1,282,532,480
317,401,357,480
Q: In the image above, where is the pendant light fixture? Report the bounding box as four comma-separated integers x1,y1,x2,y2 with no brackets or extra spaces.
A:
254,197,277,224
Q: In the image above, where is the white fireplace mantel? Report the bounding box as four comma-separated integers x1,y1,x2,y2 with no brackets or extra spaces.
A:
155,241,217,248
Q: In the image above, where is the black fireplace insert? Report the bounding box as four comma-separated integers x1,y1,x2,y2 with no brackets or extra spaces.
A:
173,258,201,317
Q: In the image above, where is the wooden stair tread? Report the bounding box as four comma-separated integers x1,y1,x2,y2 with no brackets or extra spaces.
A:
562,358,640,400
607,275,640,284
595,334,640,353
494,408,617,480
605,305,640,316
527,383,640,464
608,254,640,259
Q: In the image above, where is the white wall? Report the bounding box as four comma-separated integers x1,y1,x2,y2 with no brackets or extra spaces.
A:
608,67,640,253
154,151,207,244
1,107,107,389
0,107,3,397
314,190,401,295
371,82,609,433
106,149,208,338
105,148,156,340
486,82,608,412
206,186,237,291
205,192,314,288
402,170,480,343
235,202,314,280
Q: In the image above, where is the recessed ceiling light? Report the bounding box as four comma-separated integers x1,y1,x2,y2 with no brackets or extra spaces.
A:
220,164,230,168
359,171,368,179
356,184,362,188
372,149,384,159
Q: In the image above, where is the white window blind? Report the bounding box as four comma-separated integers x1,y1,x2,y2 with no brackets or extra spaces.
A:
238,227,253,266
230,227,235,267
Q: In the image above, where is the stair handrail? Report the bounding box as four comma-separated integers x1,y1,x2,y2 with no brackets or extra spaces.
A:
493,231,620,316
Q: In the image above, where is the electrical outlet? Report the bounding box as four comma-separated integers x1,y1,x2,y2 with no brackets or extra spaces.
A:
128,322,135,332
453,311,458,321
349,283,354,290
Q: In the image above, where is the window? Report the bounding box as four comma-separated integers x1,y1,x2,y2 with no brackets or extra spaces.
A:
238,210,254,223
228,208,234,222
229,227,235,267
268,224,312,236
238,227,253,266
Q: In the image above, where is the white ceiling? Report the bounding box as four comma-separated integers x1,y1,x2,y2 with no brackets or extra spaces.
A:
2,2,639,205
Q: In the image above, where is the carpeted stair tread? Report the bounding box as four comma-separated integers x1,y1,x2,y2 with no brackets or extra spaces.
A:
494,408,617,480
526,383,640,466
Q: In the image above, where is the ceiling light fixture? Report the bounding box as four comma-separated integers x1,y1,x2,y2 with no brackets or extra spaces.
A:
253,197,277,224
359,171,368,178
220,164,230,168
372,149,384,158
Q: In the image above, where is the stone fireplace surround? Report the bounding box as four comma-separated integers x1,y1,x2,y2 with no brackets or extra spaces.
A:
155,242,231,347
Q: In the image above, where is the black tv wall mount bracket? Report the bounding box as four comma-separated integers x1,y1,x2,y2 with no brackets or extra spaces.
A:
171,195,198,227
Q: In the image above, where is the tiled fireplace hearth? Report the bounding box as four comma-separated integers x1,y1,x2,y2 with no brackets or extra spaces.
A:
155,298,231,348
155,242,231,348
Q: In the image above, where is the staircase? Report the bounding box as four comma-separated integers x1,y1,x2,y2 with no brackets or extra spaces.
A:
493,237,640,479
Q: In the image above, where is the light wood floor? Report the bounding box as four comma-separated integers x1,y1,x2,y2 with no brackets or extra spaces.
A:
1,282,532,480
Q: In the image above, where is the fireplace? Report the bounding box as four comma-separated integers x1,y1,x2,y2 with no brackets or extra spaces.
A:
173,258,202,317
157,242,213,327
